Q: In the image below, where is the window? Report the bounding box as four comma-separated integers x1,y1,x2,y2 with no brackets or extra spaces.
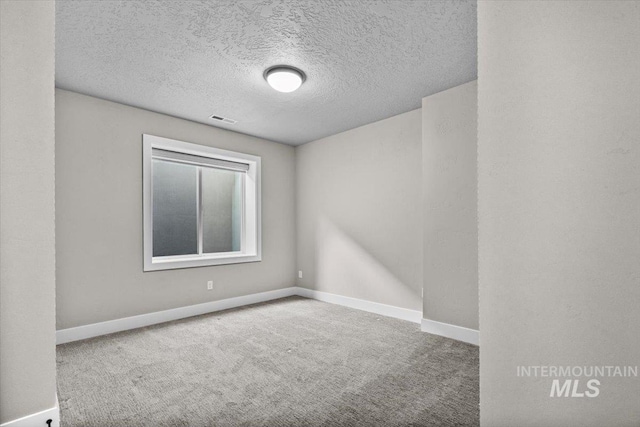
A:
143,134,261,271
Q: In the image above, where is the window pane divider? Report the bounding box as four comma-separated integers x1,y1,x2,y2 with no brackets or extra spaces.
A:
197,166,203,256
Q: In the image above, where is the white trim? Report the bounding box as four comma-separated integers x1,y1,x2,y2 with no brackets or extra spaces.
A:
58,287,480,347
1,396,59,427
142,134,262,271
295,287,423,324
56,287,297,345
421,318,479,345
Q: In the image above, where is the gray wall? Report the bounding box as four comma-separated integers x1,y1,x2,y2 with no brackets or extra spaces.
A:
0,1,57,423
296,110,422,312
479,2,640,425
56,90,296,329
422,81,478,330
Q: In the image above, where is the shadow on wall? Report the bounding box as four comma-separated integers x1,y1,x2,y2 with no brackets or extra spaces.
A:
315,216,420,310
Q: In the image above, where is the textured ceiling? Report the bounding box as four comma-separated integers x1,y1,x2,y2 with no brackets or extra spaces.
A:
56,0,477,146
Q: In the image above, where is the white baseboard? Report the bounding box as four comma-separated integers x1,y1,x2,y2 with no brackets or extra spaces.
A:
57,287,298,345
421,318,479,345
1,395,59,427
58,286,477,346
295,287,422,324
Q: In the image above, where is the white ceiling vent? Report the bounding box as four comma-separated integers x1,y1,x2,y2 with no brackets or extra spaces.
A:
209,114,237,124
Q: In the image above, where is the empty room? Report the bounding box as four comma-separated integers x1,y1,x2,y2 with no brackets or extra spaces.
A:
1,1,638,426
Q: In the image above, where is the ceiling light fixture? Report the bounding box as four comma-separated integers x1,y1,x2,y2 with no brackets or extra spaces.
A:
264,66,306,93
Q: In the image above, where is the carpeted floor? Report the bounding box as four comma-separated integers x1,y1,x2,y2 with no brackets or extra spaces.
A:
57,296,479,426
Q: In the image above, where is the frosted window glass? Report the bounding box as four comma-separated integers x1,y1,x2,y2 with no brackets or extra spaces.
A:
202,167,243,253
152,159,198,256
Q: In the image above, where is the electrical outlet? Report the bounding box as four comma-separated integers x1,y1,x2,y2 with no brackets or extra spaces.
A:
207,281,213,290
298,270,303,279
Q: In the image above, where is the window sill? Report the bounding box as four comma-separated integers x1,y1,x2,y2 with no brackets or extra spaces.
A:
144,252,261,272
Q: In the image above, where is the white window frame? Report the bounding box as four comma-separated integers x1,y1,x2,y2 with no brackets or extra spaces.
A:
143,134,261,271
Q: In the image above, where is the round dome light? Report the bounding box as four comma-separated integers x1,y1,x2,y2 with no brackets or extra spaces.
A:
264,66,305,93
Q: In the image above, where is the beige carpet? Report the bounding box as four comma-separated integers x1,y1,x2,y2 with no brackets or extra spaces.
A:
57,296,479,426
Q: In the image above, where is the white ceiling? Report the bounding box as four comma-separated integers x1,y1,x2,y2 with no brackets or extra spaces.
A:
56,0,477,146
